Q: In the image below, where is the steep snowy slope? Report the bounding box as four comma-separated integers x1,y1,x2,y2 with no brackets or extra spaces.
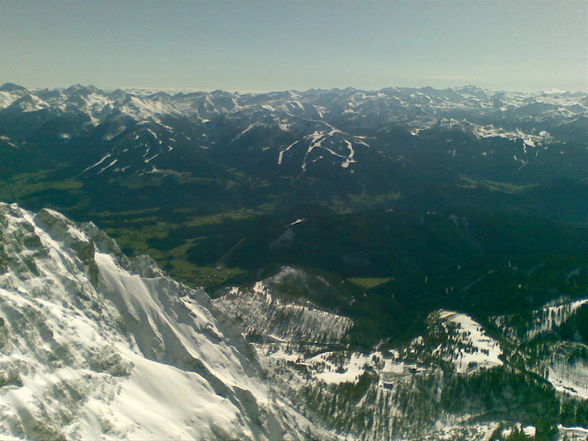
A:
0,202,315,441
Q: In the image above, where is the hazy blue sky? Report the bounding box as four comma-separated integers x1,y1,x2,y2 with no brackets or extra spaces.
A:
2,0,587,92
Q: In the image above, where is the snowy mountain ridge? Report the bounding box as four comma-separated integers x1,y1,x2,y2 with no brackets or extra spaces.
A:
0,202,315,441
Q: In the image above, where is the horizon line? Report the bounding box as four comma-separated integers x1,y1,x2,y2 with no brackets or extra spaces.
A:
2,81,586,96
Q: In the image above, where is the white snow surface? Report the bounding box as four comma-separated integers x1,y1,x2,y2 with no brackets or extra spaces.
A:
547,358,588,399
430,311,503,373
558,425,588,440
0,203,304,441
305,351,373,385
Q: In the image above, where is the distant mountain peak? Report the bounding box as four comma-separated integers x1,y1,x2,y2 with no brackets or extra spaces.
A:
0,82,28,92
64,84,100,95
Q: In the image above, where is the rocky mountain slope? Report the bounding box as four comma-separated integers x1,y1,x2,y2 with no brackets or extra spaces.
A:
0,202,320,441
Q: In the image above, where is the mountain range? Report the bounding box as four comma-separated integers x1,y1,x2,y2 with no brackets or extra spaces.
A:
1,83,587,219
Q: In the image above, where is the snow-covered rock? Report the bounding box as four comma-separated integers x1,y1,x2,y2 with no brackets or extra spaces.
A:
0,202,310,441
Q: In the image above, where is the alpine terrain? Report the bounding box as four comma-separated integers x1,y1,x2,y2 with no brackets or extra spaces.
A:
1,84,588,440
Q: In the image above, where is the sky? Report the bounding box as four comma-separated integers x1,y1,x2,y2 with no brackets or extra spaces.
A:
1,0,587,92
